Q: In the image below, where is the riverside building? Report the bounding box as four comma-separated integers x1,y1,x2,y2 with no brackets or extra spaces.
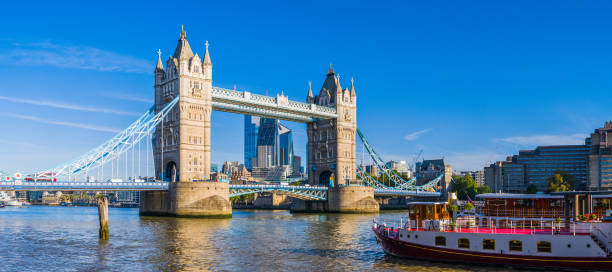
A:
484,121,612,193
484,145,589,193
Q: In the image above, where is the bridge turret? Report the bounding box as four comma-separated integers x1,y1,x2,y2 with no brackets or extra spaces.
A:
154,49,165,105
349,77,356,98
306,81,314,103
202,40,212,81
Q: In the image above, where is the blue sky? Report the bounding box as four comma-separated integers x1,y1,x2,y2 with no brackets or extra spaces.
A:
1,0,612,174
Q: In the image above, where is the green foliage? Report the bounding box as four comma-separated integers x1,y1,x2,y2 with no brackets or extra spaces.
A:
452,175,477,200
464,202,474,210
525,184,538,194
449,204,459,212
547,170,575,193
476,185,492,195
289,181,300,186
229,193,255,203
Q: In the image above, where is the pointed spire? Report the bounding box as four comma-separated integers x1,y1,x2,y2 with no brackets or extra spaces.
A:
203,40,212,66
307,81,313,98
173,25,194,59
327,63,335,75
350,77,356,96
156,49,164,71
179,24,186,39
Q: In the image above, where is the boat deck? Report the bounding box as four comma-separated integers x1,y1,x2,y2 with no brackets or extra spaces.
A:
396,227,590,235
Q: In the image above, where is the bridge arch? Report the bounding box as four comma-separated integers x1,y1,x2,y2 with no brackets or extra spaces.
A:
318,170,333,186
165,161,178,182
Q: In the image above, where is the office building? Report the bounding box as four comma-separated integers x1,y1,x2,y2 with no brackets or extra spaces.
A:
587,121,612,190
244,115,261,171
245,115,299,179
456,170,485,186
484,145,589,193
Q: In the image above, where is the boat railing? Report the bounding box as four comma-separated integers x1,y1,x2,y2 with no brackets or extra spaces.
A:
373,217,411,230
374,216,606,237
476,207,572,219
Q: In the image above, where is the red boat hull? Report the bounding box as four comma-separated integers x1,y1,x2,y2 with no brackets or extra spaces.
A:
374,229,612,271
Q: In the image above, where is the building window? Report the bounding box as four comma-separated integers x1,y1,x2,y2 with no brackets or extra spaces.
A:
482,239,495,250
509,240,522,252
458,238,470,249
537,241,551,253
435,236,446,246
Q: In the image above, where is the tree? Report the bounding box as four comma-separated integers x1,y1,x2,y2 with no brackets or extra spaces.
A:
525,184,538,194
476,185,492,195
452,174,477,200
547,171,575,193
464,202,474,211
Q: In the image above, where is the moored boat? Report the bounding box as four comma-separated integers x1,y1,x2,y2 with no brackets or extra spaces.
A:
373,192,612,271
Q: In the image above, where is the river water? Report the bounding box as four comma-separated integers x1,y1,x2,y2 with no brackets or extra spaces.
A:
0,206,523,271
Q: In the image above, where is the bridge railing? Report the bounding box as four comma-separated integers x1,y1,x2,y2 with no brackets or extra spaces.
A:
211,87,337,119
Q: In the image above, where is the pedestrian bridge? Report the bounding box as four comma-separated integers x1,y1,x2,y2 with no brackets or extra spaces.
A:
0,181,441,200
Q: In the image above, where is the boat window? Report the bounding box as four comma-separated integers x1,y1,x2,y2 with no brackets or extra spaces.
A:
435,236,446,246
482,239,495,250
458,238,470,249
537,241,551,253
509,240,522,252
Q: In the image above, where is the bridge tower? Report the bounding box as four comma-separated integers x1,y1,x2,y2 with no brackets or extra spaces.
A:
141,27,231,217
301,67,378,212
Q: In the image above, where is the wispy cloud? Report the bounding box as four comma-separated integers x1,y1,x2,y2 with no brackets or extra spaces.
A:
495,134,587,146
0,95,140,116
403,129,431,141
0,138,42,148
3,112,120,133
445,151,507,171
1,41,152,74
99,92,152,103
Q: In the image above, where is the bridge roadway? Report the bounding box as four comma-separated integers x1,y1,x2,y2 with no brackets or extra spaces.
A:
0,181,441,200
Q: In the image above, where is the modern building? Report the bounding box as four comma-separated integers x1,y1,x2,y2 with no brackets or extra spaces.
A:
386,160,412,177
587,121,612,190
484,145,589,193
244,115,261,171
116,191,140,204
456,170,485,186
292,155,302,175
245,115,300,180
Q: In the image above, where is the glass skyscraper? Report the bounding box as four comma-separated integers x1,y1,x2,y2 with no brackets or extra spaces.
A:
244,115,296,172
244,115,260,171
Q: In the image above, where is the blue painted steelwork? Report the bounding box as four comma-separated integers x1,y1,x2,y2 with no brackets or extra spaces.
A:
0,181,438,198
373,188,441,197
31,96,180,180
356,129,418,187
0,181,169,191
229,184,328,200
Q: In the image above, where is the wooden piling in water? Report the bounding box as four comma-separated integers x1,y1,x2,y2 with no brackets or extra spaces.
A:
97,196,109,240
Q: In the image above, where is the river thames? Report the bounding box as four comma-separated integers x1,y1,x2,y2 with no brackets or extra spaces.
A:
0,206,528,271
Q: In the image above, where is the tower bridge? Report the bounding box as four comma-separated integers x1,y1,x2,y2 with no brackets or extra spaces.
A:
3,27,446,216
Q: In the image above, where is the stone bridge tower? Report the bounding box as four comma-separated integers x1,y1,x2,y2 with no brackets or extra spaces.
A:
297,66,378,213
153,27,212,182
307,66,357,187
141,27,231,217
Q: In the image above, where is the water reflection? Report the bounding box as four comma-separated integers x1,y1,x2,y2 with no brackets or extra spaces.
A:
0,207,531,271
